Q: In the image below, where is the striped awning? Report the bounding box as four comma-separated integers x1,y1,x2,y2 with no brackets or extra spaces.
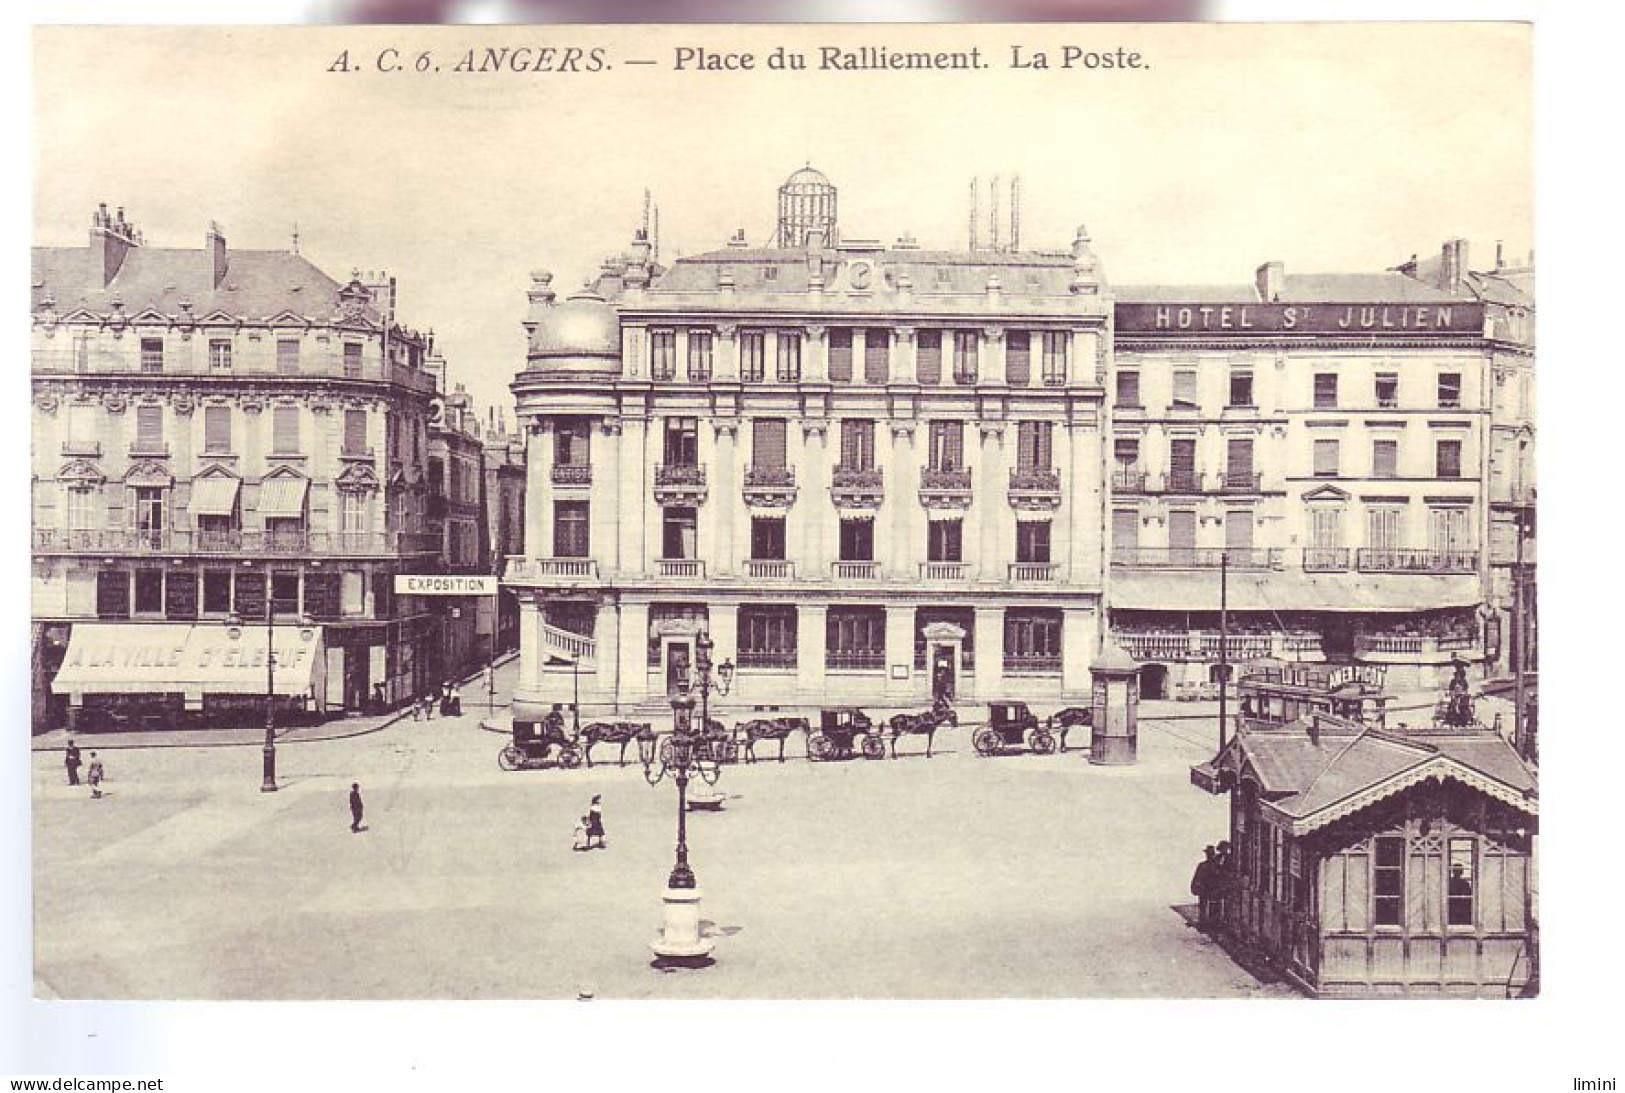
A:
258,476,309,518
190,476,241,517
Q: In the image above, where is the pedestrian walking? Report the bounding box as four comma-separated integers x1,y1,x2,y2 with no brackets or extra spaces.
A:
87,752,105,799
65,740,82,786
573,814,590,852
1212,840,1234,926
422,691,436,720
448,685,462,717
1192,845,1218,929
349,782,365,833
586,794,606,850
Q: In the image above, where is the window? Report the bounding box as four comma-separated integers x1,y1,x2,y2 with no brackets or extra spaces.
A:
208,339,233,372
827,606,885,670
1447,838,1476,927
555,420,591,466
662,507,697,559
73,333,91,373
1016,422,1054,473
1436,438,1463,479
133,570,164,614
135,405,164,451
752,419,787,470
303,571,340,620
738,605,797,669
927,421,965,471
750,516,786,560
1016,520,1051,563
863,328,890,383
343,409,368,456
340,492,368,534
650,331,676,380
1225,437,1255,488
140,338,164,373
96,570,131,619
1004,331,1031,386
1113,437,1140,469
1040,331,1068,386
1375,372,1398,408
1168,509,1197,552
1313,373,1339,409
1372,438,1398,479
1112,508,1140,552
839,517,875,561
1438,372,1462,409
663,417,699,466
202,569,233,614
827,328,854,382
1429,506,1471,557
951,331,979,384
1116,369,1141,407
277,338,301,374
1225,509,1254,550
67,488,95,531
935,267,952,287
915,330,942,385
1373,835,1404,927
740,330,766,382
1171,369,1198,412
1169,437,1198,490
1229,370,1254,407
839,419,876,470
1310,506,1343,550
270,571,300,616
132,486,166,542
776,332,802,381
554,500,589,557
343,342,363,378
1005,609,1062,670
272,406,301,454
204,405,232,454
1367,506,1403,552
1313,438,1341,477
687,329,713,381
762,266,778,282
928,519,963,562
69,403,98,446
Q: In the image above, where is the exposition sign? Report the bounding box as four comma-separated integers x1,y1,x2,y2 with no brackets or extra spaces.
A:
394,574,499,596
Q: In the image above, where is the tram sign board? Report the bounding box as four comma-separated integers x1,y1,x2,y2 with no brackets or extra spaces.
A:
395,574,499,596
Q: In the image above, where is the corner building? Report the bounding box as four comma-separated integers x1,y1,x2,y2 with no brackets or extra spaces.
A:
507,169,1111,726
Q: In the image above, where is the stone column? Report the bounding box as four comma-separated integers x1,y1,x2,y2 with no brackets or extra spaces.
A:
1067,420,1099,586
797,603,827,700
525,419,553,559
621,415,648,577
804,324,828,384
799,419,831,580
618,599,650,707
894,326,917,385
974,605,1005,700
983,327,1007,386
885,603,914,702
517,593,545,692
597,420,622,578
716,323,739,382
1062,605,1098,699
592,597,620,713
888,421,916,581
977,422,1006,581
712,420,739,577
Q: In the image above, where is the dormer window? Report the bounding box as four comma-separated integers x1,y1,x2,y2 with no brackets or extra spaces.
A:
762,266,779,282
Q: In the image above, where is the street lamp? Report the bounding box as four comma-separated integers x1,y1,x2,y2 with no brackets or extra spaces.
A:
227,602,316,793
638,629,734,963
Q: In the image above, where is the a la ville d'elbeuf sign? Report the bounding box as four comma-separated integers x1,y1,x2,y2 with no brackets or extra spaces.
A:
1115,302,1486,336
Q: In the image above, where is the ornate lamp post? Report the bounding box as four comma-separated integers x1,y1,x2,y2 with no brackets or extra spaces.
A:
639,629,734,962
227,605,316,793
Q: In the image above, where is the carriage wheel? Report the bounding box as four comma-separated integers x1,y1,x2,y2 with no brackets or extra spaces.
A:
498,746,523,771
1031,730,1058,755
559,747,583,770
808,733,832,762
861,734,887,760
973,729,999,756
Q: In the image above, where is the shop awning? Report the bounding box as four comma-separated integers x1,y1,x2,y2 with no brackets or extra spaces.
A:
52,623,322,697
190,476,241,517
1109,571,1481,613
258,476,309,518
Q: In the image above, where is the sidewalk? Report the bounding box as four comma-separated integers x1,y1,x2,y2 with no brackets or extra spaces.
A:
32,652,520,752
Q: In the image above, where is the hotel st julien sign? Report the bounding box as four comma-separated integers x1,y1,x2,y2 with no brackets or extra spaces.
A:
1115,302,1486,335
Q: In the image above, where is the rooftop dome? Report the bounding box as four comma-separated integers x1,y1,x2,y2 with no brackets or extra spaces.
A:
527,288,620,369
784,165,833,190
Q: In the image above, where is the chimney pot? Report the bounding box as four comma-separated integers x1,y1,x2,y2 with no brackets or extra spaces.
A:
1256,261,1285,303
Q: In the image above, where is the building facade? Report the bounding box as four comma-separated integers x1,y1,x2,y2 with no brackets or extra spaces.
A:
424,380,491,683
31,206,442,731
506,168,1112,728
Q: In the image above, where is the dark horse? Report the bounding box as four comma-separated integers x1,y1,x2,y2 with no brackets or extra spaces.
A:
733,716,808,763
887,697,958,759
1049,707,1093,752
581,721,654,767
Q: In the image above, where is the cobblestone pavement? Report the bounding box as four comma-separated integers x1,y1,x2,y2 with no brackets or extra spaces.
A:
32,664,1297,1000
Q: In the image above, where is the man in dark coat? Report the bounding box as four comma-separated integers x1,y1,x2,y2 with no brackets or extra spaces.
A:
349,782,365,833
65,740,82,786
1192,844,1218,928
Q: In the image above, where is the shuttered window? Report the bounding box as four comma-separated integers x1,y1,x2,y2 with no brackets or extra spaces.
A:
204,405,232,453
343,409,368,456
1310,507,1343,549
1112,509,1140,551
1225,509,1254,550
1367,507,1403,552
135,405,163,450
1169,437,1197,489
927,421,964,471
840,419,875,470
740,330,766,382
1168,509,1197,550
69,403,98,445
775,332,801,381
1226,437,1254,486
1314,373,1338,409
1016,520,1051,563
1372,438,1398,478
863,328,890,383
1004,331,1031,386
1171,370,1198,411
915,330,942,385
1040,332,1067,385
1313,438,1340,477
273,406,301,454
650,331,676,379
1436,438,1463,479
277,339,301,374
687,329,713,381
1116,369,1140,407
952,331,979,383
752,419,787,470
343,342,363,378
1016,422,1053,471
827,328,854,382
1430,506,1471,554
554,501,590,557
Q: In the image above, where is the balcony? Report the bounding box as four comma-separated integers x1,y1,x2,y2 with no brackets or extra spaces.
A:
1112,547,1281,570
1355,549,1477,574
1161,470,1203,494
831,465,884,509
1111,467,1148,494
1009,468,1062,510
33,527,445,557
742,465,797,508
1302,547,1350,572
1004,654,1061,674
1218,471,1263,493
920,561,970,581
552,463,593,487
1114,630,1325,663
919,466,972,509
1355,632,1480,659
128,442,171,459
504,556,601,584
1008,562,1058,582
744,559,794,580
832,560,881,581
656,558,706,579
653,463,707,505
60,440,102,458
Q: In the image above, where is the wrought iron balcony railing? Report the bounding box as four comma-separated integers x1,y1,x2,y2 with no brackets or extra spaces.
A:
552,463,593,486
1111,547,1281,570
1009,468,1061,494
1355,549,1477,574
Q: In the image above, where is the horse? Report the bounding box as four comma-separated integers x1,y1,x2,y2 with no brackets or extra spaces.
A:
581,721,654,768
1049,706,1093,752
888,699,958,759
733,716,808,763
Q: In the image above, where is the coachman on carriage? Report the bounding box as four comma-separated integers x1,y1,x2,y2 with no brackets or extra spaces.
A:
974,702,1058,756
808,707,887,761
499,708,583,770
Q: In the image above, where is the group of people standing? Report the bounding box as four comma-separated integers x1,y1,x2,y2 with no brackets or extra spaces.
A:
411,683,463,721
1191,841,1236,931
63,740,105,798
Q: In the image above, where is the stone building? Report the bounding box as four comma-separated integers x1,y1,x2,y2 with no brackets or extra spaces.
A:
31,205,442,731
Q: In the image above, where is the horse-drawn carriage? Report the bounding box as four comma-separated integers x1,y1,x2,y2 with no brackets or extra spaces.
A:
499,710,583,770
733,714,809,764
808,707,887,761
886,696,958,758
974,702,1059,756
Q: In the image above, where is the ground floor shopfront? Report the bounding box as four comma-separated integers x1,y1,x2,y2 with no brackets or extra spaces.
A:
507,585,1104,728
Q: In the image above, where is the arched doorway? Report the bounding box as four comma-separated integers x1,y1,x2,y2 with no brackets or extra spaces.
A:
1139,663,1169,700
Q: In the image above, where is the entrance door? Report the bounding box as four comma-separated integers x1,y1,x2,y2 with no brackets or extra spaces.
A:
931,646,956,702
666,642,692,696
1140,663,1169,700
343,645,369,712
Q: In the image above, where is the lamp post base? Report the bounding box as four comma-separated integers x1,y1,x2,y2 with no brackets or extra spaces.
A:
260,743,278,793
650,885,714,961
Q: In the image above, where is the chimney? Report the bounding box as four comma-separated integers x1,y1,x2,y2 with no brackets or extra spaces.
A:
207,221,228,289
1010,175,1021,253
1255,261,1285,303
1439,238,1469,294
968,177,979,251
989,174,1001,253
1495,240,1505,271
91,202,141,287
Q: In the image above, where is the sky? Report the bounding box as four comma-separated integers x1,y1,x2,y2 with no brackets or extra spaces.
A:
32,23,1531,418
